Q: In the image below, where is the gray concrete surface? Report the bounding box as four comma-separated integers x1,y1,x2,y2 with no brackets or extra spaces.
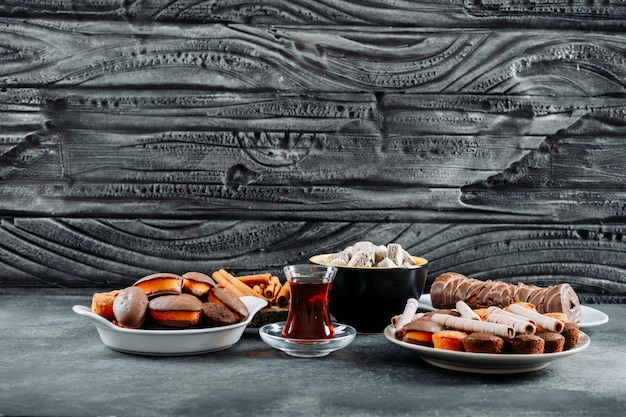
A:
1,293,624,417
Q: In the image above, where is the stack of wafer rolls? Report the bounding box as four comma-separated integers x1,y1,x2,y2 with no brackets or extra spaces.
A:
430,272,582,323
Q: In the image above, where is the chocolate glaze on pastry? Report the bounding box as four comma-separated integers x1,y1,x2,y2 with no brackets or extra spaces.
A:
424,309,460,319
134,272,183,297
402,318,444,334
561,322,580,350
504,334,545,354
537,331,565,353
182,272,216,298
113,286,149,328
396,317,443,343
430,272,581,323
211,287,249,320
402,331,435,346
202,302,238,326
148,293,203,327
463,332,504,354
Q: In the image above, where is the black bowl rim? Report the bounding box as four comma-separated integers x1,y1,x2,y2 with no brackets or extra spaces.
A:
309,253,428,270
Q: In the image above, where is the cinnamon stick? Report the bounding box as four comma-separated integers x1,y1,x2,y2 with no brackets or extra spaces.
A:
212,269,264,298
276,282,291,306
264,275,281,299
210,276,246,297
236,273,272,286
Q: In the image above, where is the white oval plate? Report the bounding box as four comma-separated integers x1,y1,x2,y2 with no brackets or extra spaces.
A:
73,296,267,356
384,325,590,374
418,294,608,328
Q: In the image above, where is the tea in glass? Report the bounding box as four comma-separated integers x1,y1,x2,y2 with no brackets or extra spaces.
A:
282,264,337,339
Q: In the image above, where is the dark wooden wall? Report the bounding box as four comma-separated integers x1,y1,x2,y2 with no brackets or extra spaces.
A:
1,0,626,303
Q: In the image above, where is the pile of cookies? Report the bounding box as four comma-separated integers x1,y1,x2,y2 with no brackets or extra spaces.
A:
91,269,290,329
327,241,419,268
392,299,579,354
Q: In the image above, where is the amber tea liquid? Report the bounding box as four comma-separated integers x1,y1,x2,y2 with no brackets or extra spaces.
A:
282,280,335,339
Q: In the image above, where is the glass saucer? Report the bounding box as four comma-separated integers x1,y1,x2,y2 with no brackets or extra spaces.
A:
259,321,357,358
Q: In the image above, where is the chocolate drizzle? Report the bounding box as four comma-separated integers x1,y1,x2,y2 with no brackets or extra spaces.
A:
430,273,582,323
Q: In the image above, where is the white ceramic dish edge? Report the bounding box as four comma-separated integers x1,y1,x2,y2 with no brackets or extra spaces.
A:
384,325,590,374
417,294,608,328
73,296,268,356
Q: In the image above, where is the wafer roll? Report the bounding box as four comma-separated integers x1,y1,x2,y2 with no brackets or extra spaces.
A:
391,312,425,327
487,307,536,334
455,300,481,321
431,313,515,339
394,298,420,338
508,304,564,333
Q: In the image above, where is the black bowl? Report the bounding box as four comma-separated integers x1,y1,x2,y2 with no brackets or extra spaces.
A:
309,254,428,333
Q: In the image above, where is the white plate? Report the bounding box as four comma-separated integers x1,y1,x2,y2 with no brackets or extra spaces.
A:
384,325,590,374
418,294,609,328
259,321,357,358
73,296,267,356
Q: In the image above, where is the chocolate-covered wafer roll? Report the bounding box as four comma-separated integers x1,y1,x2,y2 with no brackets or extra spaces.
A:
430,273,581,323
526,283,581,323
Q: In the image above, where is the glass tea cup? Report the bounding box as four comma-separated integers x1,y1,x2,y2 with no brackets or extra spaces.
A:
282,264,337,340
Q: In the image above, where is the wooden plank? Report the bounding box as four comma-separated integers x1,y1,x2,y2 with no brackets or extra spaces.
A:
1,22,625,94
1,90,626,222
1,217,625,303
0,1,624,29
0,9,625,302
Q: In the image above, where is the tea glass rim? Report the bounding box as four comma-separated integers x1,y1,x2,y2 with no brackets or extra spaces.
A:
283,264,337,283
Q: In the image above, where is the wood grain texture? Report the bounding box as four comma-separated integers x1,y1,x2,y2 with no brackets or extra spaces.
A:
1,218,625,303
1,22,625,94
0,3,625,301
0,0,624,29
1,90,625,223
